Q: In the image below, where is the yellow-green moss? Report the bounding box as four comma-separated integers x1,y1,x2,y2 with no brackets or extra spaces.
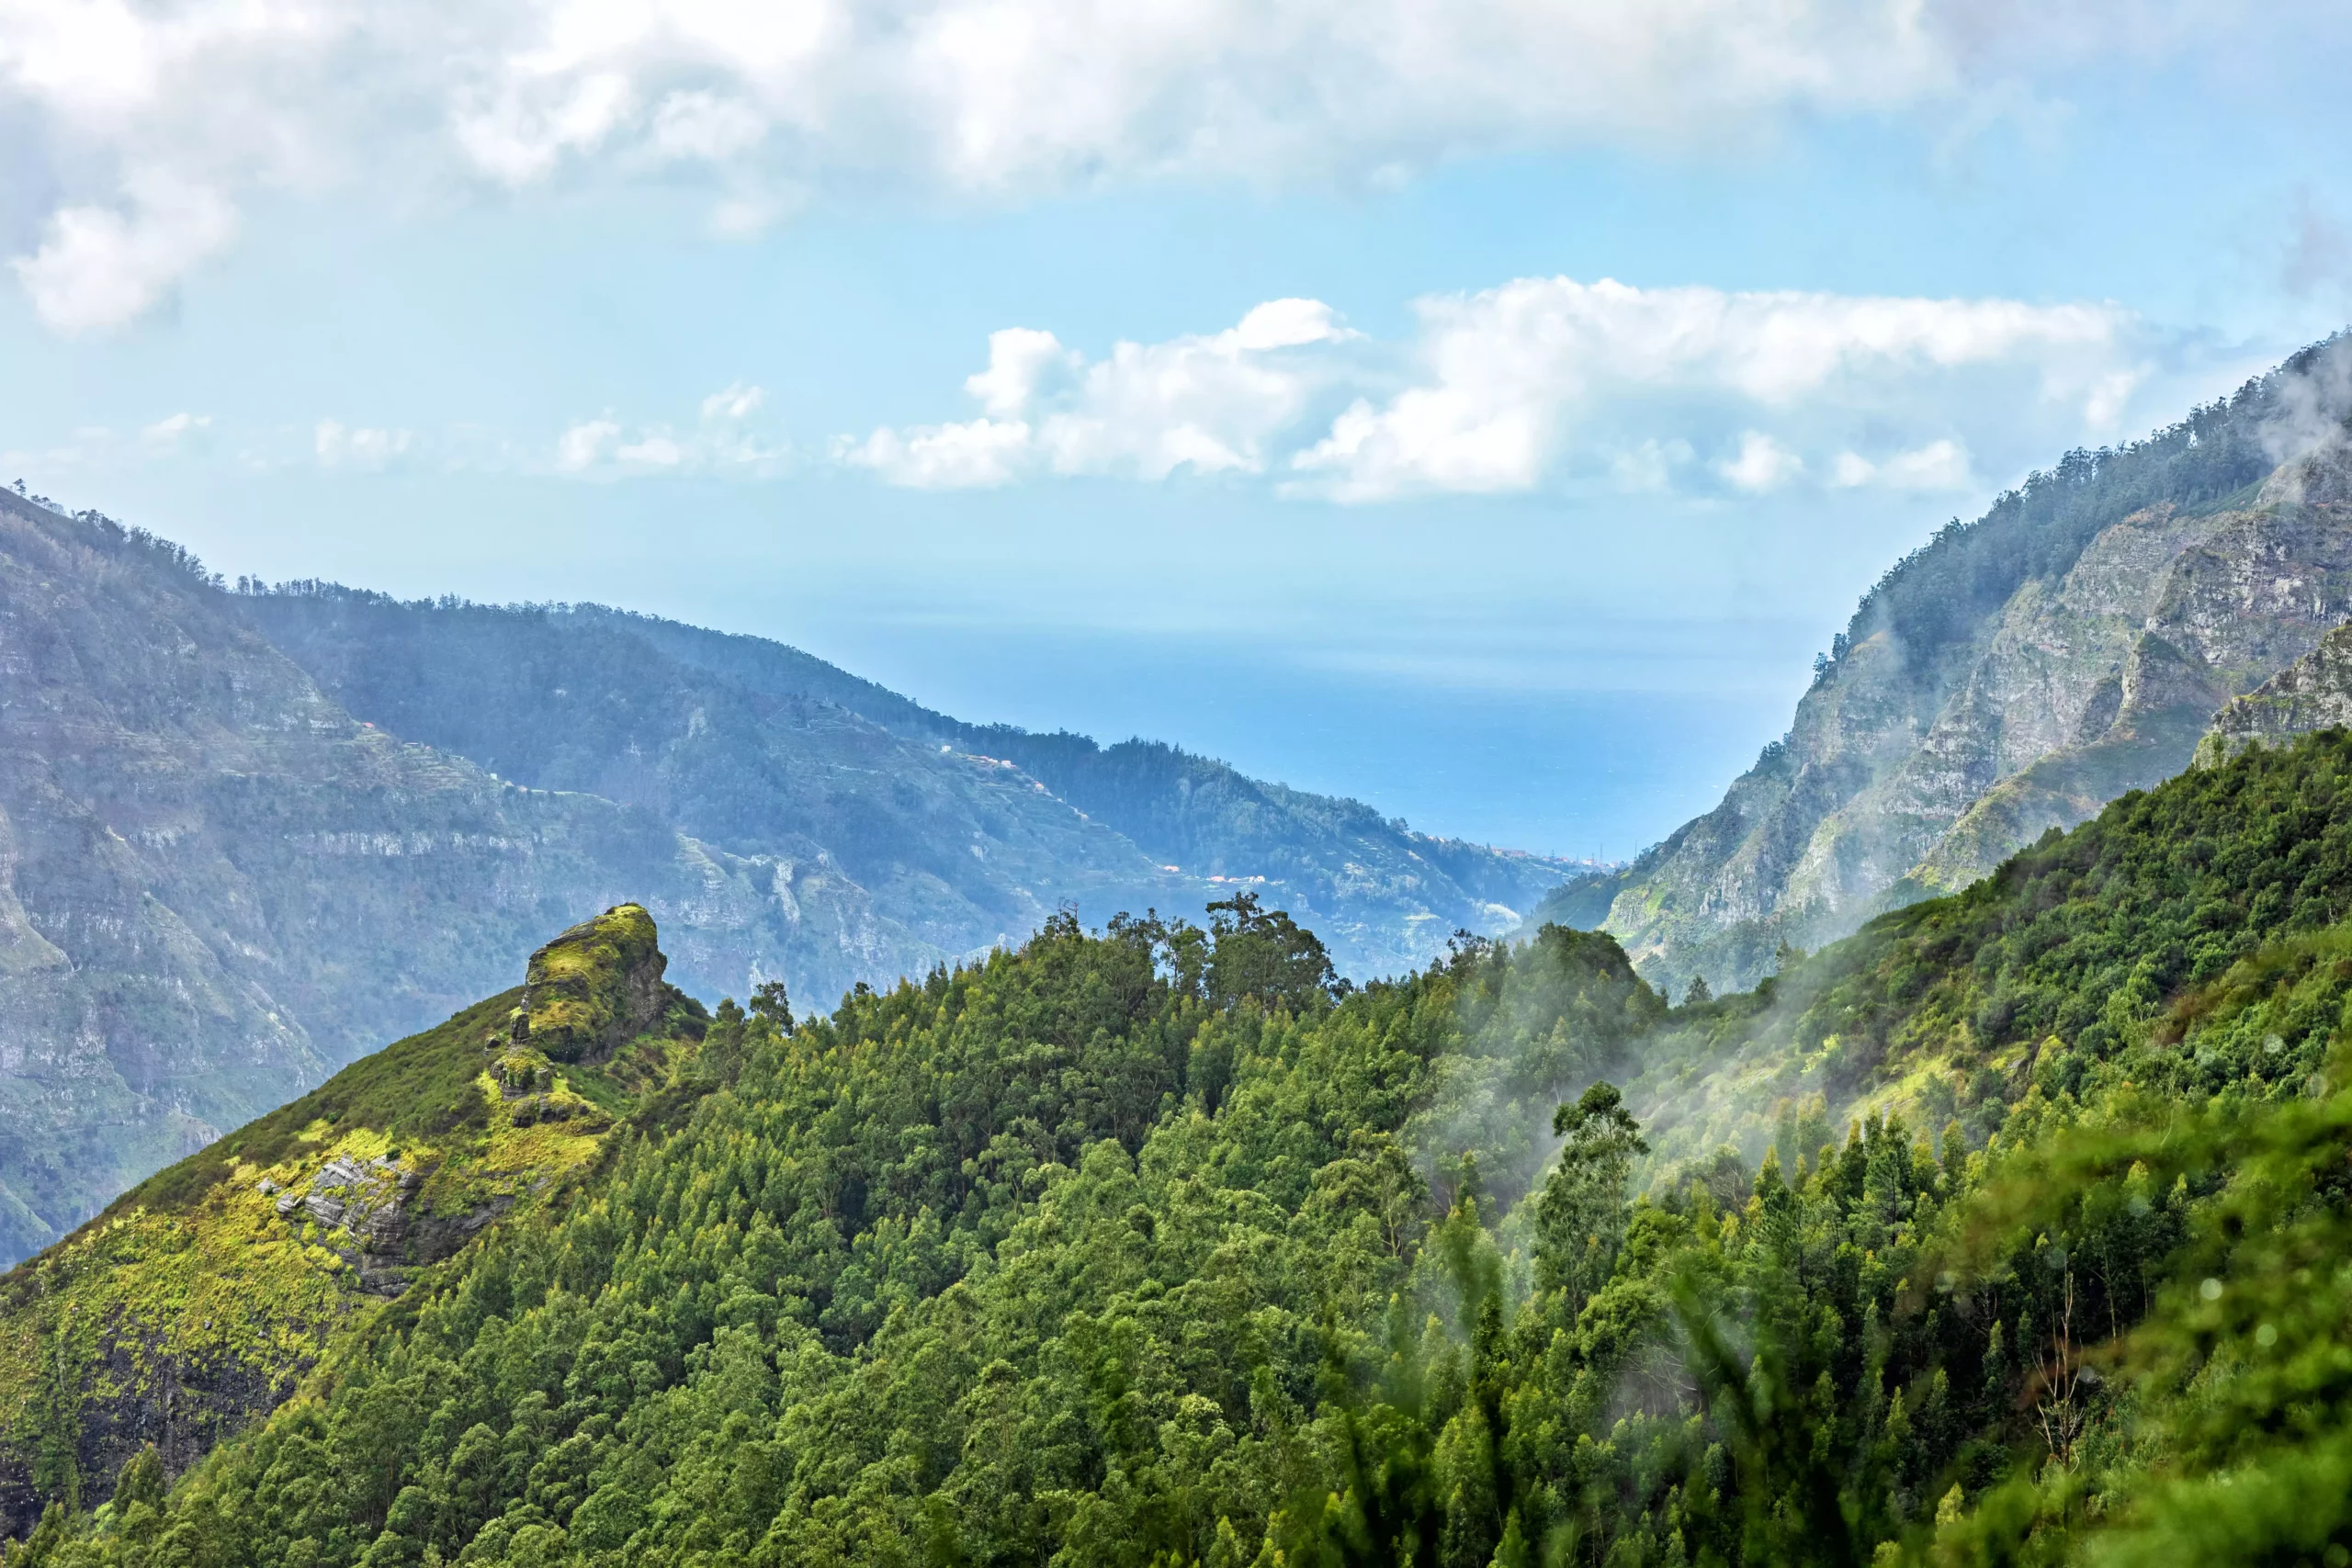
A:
520,903,663,1063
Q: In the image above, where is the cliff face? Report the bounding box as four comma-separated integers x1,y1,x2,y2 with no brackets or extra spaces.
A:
1587,337,2352,992
2201,606,2352,763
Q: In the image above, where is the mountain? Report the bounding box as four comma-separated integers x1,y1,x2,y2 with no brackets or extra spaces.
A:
560,604,1568,961
236,591,1568,979
12,730,2352,1566
1557,335,2352,993
0,487,1568,1267
0,491,892,1265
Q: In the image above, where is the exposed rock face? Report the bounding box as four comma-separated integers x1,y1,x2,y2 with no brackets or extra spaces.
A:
1580,340,2352,992
516,904,666,1063
2201,619,2352,762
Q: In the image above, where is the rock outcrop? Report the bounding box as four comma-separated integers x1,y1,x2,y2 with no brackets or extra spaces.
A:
514,903,667,1063
2200,619,2352,763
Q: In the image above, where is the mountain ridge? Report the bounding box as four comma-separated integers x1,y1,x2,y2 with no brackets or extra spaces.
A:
1567,333,2352,992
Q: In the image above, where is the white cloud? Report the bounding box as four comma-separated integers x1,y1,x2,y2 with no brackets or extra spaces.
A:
616,432,684,466
1,0,2282,330
1720,431,1804,492
966,329,1079,419
1288,276,2141,500
1832,437,1971,490
848,298,1355,487
552,391,785,478
141,412,211,451
10,179,235,333
315,419,415,468
857,276,2159,502
556,417,622,471
838,418,1033,488
700,382,765,421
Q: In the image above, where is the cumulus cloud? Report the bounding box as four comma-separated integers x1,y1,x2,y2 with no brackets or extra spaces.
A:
843,299,1357,487
1720,431,1804,491
701,381,765,421
838,418,1034,489
853,276,2153,501
1831,438,1971,490
1288,276,2135,500
0,0,2279,331
10,179,236,333
555,417,622,472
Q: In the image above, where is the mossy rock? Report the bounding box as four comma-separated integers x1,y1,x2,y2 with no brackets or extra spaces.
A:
516,905,666,1065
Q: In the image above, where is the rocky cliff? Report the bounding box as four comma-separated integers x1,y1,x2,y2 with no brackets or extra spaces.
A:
1572,334,2352,992
2200,609,2352,763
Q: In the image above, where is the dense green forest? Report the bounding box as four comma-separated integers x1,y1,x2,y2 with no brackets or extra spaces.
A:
16,733,2352,1565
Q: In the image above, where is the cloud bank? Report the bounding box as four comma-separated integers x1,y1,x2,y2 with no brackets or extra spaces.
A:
0,0,2267,332
845,276,2152,502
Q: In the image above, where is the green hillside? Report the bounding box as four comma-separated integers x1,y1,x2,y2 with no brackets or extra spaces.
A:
14,735,2352,1564
0,906,710,1543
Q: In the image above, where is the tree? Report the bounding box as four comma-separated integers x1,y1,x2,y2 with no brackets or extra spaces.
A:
749,979,793,1033
1533,1081,1647,1302
1204,891,1336,1013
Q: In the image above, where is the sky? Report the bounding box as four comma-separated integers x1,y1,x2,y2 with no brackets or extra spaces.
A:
5,1,2352,858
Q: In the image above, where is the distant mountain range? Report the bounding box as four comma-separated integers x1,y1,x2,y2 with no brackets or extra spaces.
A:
1547,333,2352,994
0,490,1573,1263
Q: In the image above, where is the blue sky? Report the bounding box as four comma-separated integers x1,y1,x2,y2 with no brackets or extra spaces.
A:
4,0,2350,856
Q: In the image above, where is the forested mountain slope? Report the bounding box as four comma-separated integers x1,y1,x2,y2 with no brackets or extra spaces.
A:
1568,334,2352,994
232,587,1187,963
242,592,1568,978
15,730,2352,1565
